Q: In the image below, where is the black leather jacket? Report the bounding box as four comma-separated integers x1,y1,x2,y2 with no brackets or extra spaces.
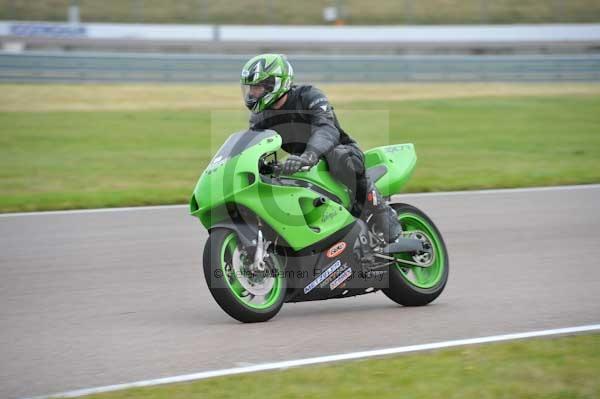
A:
249,85,357,157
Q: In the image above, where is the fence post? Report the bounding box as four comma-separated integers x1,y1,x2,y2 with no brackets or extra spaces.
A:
335,0,345,24
68,0,80,24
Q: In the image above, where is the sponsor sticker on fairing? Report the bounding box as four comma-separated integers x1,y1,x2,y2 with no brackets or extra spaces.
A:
319,263,348,288
303,260,342,294
326,241,346,258
330,267,352,290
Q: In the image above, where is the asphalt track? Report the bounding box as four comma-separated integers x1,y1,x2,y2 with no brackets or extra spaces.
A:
1,185,599,399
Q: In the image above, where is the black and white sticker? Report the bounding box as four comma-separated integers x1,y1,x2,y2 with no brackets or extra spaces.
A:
304,260,342,294
330,267,352,290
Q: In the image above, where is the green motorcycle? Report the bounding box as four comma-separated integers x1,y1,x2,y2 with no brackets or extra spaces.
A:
190,129,448,323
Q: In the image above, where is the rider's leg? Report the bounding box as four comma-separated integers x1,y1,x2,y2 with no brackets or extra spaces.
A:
324,145,364,215
325,145,402,243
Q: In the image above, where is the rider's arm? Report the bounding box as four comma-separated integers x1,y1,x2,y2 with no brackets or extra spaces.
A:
301,86,340,158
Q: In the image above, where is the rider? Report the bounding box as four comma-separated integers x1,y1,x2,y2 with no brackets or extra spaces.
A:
241,53,402,243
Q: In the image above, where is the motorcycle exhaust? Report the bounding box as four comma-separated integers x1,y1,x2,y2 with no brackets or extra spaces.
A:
382,237,424,254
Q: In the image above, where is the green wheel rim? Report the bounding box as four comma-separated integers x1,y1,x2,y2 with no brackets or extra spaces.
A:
220,233,283,310
394,213,446,289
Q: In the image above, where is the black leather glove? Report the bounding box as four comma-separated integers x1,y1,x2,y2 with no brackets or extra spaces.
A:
282,151,318,175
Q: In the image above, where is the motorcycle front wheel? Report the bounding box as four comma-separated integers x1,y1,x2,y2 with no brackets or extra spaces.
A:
203,228,286,323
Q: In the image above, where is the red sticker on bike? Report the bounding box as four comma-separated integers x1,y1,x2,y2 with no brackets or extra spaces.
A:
326,241,347,258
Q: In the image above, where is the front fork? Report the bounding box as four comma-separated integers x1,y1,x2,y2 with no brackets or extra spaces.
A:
250,218,272,273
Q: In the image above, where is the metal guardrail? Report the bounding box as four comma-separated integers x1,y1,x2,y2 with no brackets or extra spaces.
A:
4,21,600,43
1,52,599,82
3,22,600,55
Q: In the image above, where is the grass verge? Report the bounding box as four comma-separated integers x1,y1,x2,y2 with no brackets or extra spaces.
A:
1,85,600,212
2,0,600,25
3,83,600,112
61,334,600,399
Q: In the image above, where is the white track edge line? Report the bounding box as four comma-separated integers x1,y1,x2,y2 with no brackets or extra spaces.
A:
27,323,600,399
3,183,600,218
0,204,187,218
398,183,600,197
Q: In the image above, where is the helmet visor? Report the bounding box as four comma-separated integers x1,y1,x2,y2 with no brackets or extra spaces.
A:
241,83,267,102
241,77,278,112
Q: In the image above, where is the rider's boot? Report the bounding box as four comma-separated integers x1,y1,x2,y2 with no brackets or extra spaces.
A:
362,182,402,244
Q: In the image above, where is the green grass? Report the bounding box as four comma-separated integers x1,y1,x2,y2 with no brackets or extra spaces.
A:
1,92,600,212
62,334,600,399
2,0,600,24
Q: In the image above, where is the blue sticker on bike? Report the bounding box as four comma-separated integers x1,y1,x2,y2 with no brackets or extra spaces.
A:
304,260,342,294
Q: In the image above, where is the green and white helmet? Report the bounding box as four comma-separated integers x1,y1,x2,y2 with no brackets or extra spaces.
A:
241,54,294,113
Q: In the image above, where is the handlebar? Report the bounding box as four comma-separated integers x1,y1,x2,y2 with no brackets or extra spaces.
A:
270,162,311,176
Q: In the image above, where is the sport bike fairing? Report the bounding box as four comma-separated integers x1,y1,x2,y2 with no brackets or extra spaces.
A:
190,129,416,252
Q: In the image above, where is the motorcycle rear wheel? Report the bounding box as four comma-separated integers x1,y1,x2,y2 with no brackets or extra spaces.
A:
382,203,449,306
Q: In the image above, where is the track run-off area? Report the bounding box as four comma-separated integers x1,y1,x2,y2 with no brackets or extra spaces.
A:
1,184,599,399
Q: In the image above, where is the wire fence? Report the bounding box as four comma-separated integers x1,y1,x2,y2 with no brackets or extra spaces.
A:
1,0,600,25
2,53,599,83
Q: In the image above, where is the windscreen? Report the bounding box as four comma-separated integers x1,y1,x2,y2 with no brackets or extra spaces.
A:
210,129,277,165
